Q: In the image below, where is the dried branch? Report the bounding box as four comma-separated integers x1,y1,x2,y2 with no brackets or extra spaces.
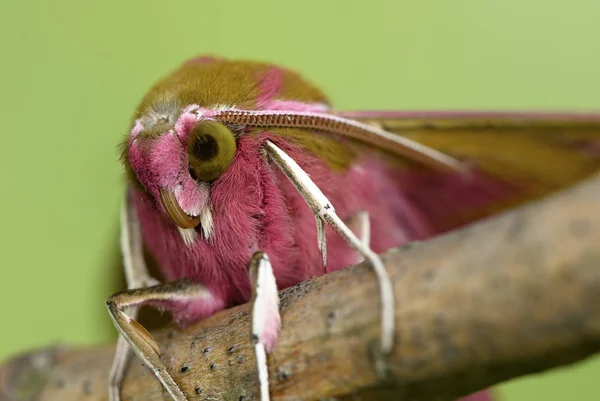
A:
2,173,600,401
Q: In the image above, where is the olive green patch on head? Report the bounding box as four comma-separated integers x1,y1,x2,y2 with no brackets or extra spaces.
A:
138,121,173,140
136,59,330,121
137,60,274,115
120,58,337,188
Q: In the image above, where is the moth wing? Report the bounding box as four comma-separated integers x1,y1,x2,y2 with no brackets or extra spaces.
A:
337,110,600,236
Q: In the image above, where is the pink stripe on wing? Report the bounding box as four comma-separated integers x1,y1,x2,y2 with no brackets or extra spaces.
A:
338,109,600,121
262,100,330,112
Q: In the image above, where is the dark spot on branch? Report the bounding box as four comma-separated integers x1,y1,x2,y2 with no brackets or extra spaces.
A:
276,367,292,381
326,311,337,330
422,269,435,280
180,366,189,373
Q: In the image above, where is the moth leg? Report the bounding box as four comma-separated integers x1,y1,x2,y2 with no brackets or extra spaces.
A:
265,140,394,354
108,337,134,401
106,279,214,401
346,210,371,247
345,210,371,264
109,190,160,401
249,251,281,401
315,216,327,267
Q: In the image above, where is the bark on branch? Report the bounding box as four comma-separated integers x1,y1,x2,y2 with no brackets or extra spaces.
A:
2,173,600,401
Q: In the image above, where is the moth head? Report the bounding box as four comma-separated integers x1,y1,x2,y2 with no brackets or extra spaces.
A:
122,104,237,232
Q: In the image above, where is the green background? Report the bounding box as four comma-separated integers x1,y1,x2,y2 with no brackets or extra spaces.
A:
1,1,599,399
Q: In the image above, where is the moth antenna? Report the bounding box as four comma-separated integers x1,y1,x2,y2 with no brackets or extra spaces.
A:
200,108,466,173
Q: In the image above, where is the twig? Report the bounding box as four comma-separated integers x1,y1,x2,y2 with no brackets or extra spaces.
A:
2,173,600,401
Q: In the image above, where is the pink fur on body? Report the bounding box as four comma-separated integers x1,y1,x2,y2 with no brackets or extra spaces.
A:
131,130,503,400
132,134,410,318
126,58,510,400
131,130,514,318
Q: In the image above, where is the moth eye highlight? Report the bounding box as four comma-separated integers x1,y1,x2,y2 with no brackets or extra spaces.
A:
187,121,236,182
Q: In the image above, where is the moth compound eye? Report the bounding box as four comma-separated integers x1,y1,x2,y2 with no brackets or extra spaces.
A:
187,121,236,182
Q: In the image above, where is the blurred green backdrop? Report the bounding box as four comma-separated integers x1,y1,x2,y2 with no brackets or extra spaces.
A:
1,0,599,399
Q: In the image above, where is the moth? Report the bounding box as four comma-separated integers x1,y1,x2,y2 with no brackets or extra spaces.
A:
107,55,600,401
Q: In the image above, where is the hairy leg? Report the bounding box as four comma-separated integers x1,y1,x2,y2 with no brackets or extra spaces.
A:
108,203,281,401
265,140,394,354
106,279,217,401
108,190,160,401
249,252,281,401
